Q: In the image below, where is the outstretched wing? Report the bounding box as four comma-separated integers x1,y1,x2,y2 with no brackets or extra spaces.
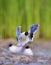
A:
16,26,21,40
29,24,39,34
17,24,39,47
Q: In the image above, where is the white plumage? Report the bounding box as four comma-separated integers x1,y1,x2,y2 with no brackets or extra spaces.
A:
9,45,17,53
8,44,23,53
8,44,34,56
23,46,34,56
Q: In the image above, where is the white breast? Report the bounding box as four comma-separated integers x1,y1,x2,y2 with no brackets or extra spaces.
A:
9,45,23,53
9,46,17,53
23,48,34,56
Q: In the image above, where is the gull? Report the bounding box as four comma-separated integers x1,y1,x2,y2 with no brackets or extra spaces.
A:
8,24,39,53
16,24,39,46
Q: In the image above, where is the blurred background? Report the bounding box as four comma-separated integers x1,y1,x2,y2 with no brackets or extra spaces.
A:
0,0,51,39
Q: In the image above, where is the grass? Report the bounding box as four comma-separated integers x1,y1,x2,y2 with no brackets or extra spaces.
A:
0,0,51,39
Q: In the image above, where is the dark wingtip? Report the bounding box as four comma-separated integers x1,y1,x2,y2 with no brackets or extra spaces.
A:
30,24,39,33
29,33,33,39
16,37,18,41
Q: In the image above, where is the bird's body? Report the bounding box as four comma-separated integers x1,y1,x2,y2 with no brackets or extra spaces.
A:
8,44,23,53
9,45,17,53
23,46,34,56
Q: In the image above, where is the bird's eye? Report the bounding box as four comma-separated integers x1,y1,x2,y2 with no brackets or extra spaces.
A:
25,32,28,36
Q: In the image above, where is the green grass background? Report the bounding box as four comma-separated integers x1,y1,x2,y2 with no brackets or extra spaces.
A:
0,0,51,39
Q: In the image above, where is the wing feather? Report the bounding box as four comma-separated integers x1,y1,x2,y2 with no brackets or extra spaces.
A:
16,26,21,40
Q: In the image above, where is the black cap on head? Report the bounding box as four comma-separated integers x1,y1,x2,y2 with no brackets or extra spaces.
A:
8,44,13,47
25,46,30,49
25,32,28,36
